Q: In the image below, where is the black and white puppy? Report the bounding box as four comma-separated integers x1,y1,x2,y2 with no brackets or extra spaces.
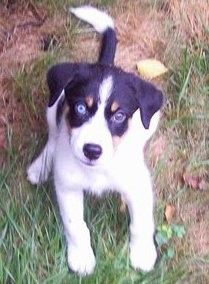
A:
27,6,163,275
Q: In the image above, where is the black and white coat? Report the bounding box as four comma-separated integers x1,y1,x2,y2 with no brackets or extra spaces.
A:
27,6,164,276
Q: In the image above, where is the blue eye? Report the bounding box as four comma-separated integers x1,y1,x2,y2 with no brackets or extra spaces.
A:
112,111,126,123
75,102,87,115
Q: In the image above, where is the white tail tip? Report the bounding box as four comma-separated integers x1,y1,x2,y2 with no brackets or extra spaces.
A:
70,6,114,33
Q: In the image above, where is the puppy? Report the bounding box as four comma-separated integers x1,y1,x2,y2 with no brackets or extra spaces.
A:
27,6,164,276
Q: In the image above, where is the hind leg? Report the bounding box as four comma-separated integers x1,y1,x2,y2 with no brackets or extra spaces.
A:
27,93,63,185
27,139,55,185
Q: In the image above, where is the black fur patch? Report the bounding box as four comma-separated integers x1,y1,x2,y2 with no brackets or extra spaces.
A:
64,65,102,128
47,63,163,131
134,78,164,129
104,75,137,136
99,28,117,65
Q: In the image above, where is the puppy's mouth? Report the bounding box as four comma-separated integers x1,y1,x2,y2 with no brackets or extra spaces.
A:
79,158,98,167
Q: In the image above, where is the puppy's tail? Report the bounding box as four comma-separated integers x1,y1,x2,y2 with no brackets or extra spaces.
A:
70,6,117,65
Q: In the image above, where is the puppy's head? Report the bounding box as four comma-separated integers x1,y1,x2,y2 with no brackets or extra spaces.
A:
49,64,163,167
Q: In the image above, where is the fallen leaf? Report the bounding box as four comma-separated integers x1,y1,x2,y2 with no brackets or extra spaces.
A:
165,204,175,223
137,59,168,79
198,179,208,191
183,174,199,189
183,173,208,191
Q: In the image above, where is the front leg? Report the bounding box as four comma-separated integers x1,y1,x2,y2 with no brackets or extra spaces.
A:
124,166,157,272
55,183,96,275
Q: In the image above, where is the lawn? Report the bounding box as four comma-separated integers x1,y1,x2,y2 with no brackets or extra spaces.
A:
1,0,209,283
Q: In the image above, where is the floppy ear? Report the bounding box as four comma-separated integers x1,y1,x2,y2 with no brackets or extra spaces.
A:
134,78,164,129
47,63,90,125
47,63,84,126
47,63,81,107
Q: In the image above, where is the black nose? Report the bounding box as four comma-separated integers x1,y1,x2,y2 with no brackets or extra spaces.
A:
83,143,102,160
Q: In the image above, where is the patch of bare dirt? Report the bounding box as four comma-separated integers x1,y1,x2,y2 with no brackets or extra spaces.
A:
113,2,166,72
180,202,209,255
0,2,66,71
0,2,66,152
162,0,209,43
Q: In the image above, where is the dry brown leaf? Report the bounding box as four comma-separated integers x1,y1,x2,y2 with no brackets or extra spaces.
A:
183,174,199,189
183,173,208,191
198,179,208,191
165,204,175,223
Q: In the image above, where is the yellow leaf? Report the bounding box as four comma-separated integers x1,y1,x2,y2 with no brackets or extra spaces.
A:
137,59,168,79
165,204,175,224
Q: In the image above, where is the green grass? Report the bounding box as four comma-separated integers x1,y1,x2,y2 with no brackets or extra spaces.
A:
1,1,209,283
0,164,190,283
163,45,209,177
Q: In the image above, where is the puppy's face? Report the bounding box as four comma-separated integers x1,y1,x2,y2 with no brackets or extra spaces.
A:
56,64,163,167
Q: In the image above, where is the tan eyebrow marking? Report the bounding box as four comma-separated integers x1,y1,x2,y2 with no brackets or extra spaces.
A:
111,101,119,112
85,96,94,108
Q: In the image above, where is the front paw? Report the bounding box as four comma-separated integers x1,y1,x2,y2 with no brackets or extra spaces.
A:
67,245,96,276
130,240,157,272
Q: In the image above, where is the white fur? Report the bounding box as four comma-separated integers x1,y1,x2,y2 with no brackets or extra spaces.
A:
28,94,160,274
56,188,96,275
70,6,114,33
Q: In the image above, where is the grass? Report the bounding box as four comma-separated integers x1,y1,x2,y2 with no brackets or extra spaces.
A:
1,0,209,283
0,161,187,283
0,170,189,283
